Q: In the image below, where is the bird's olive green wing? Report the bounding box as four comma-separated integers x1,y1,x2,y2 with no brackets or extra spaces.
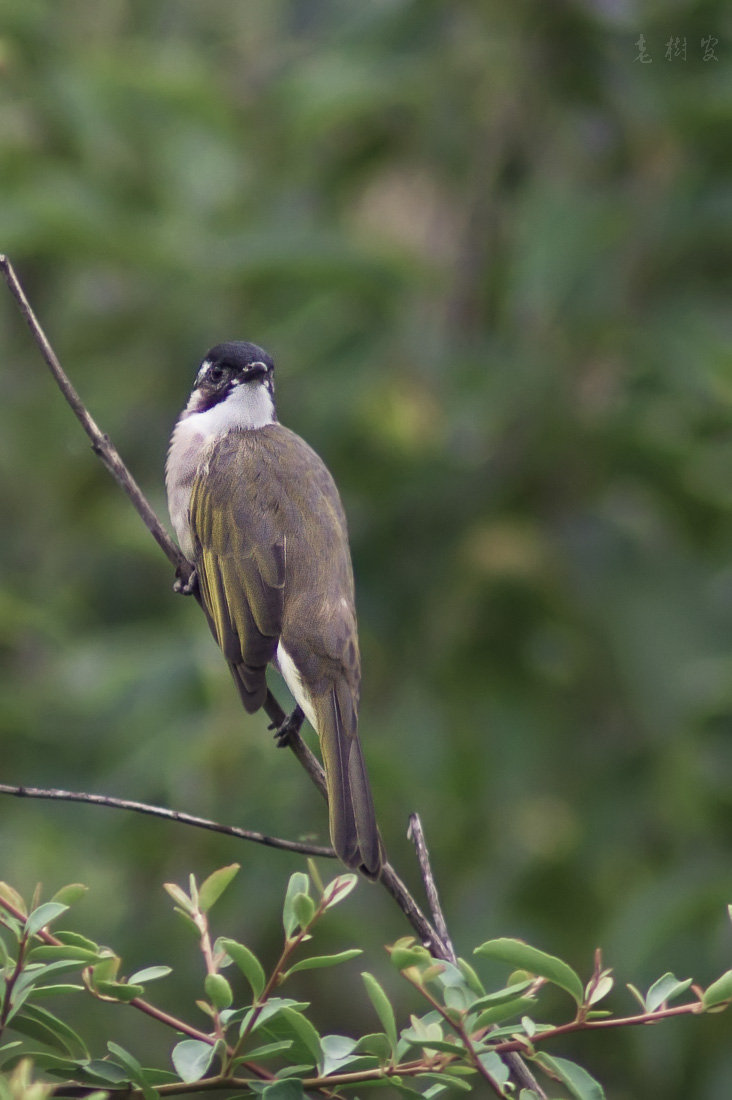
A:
189,467,285,713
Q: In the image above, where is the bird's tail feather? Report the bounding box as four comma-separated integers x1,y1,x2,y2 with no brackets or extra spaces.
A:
316,685,382,878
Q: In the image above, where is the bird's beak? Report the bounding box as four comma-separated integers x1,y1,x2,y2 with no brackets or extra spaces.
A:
239,361,269,382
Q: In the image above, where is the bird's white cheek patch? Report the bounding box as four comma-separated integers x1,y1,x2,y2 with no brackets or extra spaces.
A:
276,642,318,732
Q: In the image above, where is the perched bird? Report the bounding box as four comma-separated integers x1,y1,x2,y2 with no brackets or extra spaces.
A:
165,341,381,877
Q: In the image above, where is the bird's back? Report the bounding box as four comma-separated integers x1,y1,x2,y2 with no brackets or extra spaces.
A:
195,425,360,698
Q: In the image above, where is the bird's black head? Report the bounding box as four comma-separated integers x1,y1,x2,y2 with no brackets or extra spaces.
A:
192,341,275,411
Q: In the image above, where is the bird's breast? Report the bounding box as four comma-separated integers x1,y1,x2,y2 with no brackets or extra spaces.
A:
165,418,213,559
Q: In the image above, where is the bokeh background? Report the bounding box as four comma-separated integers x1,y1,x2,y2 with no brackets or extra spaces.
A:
2,1,732,1096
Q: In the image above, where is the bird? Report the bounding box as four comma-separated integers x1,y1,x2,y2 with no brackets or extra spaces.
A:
165,341,381,877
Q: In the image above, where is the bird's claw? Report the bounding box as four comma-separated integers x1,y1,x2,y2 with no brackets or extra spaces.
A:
173,566,198,596
272,706,305,747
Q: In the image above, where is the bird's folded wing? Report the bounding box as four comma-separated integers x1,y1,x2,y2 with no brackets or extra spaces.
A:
189,472,285,711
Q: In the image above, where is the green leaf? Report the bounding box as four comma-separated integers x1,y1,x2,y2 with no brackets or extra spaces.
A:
306,860,324,894
477,1020,553,1041
586,974,614,1006
522,1015,537,1038
402,1015,443,1045
283,873,310,937
283,949,362,978
28,983,84,998
80,1061,131,1085
198,864,240,912
470,979,535,1011
361,972,397,1055
108,1041,158,1100
478,1051,510,1088
422,1070,474,1092
127,965,172,985
319,1034,357,1075
432,961,477,1010
420,1073,471,1091
354,1031,393,1064
391,941,433,971
456,958,485,996
0,883,27,916
534,1053,606,1100
475,938,584,1004
188,874,200,908
240,997,309,1033
8,960,91,1014
645,973,693,1012
27,945,101,964
11,1053,105,1083
279,1007,322,1064
232,1040,293,1063
25,903,70,937
91,953,121,983
54,931,101,952
474,995,537,1028
174,908,200,938
321,874,358,909
15,958,95,992
50,884,88,907
292,892,316,930
164,882,195,914
702,969,732,1009
171,1038,216,1083
388,1079,426,1098
0,916,23,941
218,938,266,1000
205,973,233,1009
138,1068,180,1088
262,1081,306,1100
10,1004,87,1057
401,1037,461,1055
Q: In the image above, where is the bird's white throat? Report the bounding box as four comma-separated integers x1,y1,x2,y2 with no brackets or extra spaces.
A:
165,380,276,558
188,379,276,434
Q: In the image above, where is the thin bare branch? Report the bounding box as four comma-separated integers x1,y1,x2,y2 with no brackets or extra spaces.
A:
263,690,328,800
0,254,187,577
0,783,334,857
407,813,456,963
379,860,449,958
491,998,705,1054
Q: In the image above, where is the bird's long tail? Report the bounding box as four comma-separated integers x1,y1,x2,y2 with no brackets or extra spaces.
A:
315,684,382,878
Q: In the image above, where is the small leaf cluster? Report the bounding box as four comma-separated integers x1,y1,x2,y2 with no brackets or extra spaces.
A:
162,862,364,1088
1,872,732,1099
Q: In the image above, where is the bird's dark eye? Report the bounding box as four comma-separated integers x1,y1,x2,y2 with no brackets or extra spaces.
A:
207,365,227,385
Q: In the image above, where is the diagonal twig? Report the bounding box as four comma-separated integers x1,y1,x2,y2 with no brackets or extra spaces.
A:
408,813,456,963
0,255,184,575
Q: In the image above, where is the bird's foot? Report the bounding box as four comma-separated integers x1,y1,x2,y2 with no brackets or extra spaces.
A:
173,565,198,596
270,705,305,747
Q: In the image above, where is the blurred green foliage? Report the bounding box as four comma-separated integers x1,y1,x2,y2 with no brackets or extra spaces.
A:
1,1,731,1095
